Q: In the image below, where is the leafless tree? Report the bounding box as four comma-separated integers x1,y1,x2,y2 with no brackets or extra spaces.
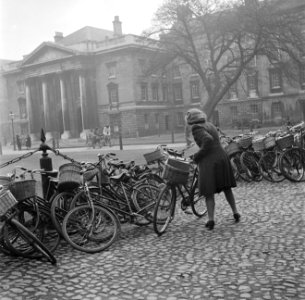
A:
144,0,305,119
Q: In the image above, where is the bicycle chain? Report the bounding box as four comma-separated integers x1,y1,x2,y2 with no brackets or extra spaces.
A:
0,149,40,169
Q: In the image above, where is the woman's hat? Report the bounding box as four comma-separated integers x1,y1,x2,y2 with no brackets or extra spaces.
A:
186,108,207,125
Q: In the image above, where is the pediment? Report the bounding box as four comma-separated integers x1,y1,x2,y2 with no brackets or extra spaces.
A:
22,43,77,66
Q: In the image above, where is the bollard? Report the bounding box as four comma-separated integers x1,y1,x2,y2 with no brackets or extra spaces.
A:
39,129,53,199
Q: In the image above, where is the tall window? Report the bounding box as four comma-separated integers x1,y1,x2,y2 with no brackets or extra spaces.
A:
250,104,258,114
17,80,25,94
152,83,159,101
190,80,200,100
269,68,282,93
173,65,181,78
141,83,148,101
176,112,184,126
173,83,183,101
155,113,159,129
162,84,168,102
144,114,149,130
18,98,27,119
107,83,119,104
247,72,258,97
230,106,238,119
107,62,117,79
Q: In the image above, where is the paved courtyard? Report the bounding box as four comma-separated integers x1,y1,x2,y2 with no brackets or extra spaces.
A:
0,179,304,300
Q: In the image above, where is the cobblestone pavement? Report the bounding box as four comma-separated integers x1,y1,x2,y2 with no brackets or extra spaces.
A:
0,180,304,300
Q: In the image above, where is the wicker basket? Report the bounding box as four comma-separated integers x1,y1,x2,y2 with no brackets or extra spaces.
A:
9,179,36,201
167,158,191,172
162,164,190,185
225,142,241,157
143,149,165,164
252,138,265,152
276,135,294,150
238,136,253,149
0,190,18,217
264,136,276,149
58,163,82,192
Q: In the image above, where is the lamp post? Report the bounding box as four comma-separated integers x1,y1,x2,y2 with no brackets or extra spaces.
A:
9,111,16,151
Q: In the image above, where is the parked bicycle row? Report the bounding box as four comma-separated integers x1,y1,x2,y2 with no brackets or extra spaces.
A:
0,144,204,264
221,121,305,183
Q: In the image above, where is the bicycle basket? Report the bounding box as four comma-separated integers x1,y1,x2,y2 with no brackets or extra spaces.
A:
252,138,265,151
238,136,253,149
276,135,294,150
224,142,241,156
0,190,18,217
264,136,276,149
143,149,165,164
0,176,12,189
162,164,190,185
58,163,82,192
9,180,36,201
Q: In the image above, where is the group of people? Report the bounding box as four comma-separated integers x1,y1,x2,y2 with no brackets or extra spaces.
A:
87,125,112,149
15,134,31,151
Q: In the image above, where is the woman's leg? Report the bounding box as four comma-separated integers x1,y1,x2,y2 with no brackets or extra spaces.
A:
205,194,215,221
223,188,240,222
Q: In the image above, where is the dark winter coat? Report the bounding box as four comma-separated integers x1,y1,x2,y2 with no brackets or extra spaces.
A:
191,121,236,197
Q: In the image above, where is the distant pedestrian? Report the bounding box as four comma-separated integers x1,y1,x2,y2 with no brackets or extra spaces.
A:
186,108,240,230
103,125,111,147
25,134,31,150
16,134,22,151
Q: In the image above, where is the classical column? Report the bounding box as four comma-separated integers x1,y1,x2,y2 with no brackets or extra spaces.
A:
25,80,35,138
79,73,88,139
59,74,71,139
41,77,52,140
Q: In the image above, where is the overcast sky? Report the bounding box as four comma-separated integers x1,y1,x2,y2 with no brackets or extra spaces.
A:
0,0,164,61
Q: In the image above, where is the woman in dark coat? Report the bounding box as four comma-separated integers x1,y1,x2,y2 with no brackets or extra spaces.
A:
186,108,240,230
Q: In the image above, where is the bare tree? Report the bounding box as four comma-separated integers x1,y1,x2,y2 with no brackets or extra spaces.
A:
145,0,305,119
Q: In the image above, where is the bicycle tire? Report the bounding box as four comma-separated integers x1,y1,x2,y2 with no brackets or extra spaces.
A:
62,204,120,253
3,218,57,264
279,148,305,182
50,191,75,236
132,183,160,226
189,178,207,217
259,151,285,183
153,184,176,236
240,151,262,182
230,152,251,182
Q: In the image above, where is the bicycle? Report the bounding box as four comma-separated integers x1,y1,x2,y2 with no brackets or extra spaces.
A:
0,187,57,264
153,157,207,236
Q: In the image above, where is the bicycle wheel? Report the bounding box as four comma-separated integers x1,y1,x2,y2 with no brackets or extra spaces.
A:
153,184,176,236
189,179,207,217
62,204,120,253
259,151,285,182
132,183,160,225
50,191,75,236
230,152,251,182
3,219,57,264
240,151,262,182
279,148,305,182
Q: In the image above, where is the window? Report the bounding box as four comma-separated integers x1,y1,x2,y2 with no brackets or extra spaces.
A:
18,98,27,119
173,83,183,101
228,84,238,100
190,80,200,100
230,106,238,118
141,83,148,101
272,102,282,114
144,114,149,130
173,65,181,78
155,113,159,129
152,83,159,101
247,72,258,97
300,64,305,90
107,62,117,79
107,83,119,104
177,112,184,126
269,68,282,93
17,81,25,94
162,84,168,102
250,104,258,114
